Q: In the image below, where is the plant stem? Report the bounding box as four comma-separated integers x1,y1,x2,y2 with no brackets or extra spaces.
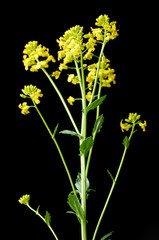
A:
27,204,59,240
92,147,127,240
92,125,135,240
85,82,102,177
33,101,77,197
41,67,80,135
77,44,87,240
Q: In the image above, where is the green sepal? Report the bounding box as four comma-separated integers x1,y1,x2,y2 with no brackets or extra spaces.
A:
122,136,130,149
92,114,104,135
79,136,94,157
83,95,106,113
45,211,51,226
67,193,86,223
100,231,114,240
59,130,83,139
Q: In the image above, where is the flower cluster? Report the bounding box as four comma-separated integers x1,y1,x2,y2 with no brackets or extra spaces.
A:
86,56,116,91
55,15,118,75
23,41,56,72
57,25,84,71
18,194,30,205
120,113,147,132
18,85,43,114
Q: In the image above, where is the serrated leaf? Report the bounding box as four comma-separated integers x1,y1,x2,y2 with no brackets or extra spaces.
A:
100,231,114,240
67,193,86,222
59,130,83,139
84,95,106,113
92,114,104,135
79,136,94,157
122,136,130,149
45,211,51,226
52,123,59,138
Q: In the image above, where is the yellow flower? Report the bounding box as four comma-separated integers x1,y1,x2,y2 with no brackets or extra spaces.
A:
120,113,147,132
52,70,61,79
18,194,30,205
120,119,132,132
67,96,75,105
23,41,55,72
67,74,79,85
18,102,30,115
57,26,84,72
86,91,92,102
95,15,119,42
139,120,147,132
20,85,43,104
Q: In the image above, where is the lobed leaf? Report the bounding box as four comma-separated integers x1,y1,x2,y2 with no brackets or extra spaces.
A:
67,193,86,222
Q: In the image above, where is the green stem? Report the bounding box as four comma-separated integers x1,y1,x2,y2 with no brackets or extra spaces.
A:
92,148,127,240
41,67,80,135
27,204,59,240
33,101,77,197
92,126,135,240
85,82,102,177
75,44,87,240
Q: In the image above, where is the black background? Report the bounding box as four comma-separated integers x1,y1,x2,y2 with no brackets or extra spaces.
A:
14,1,159,240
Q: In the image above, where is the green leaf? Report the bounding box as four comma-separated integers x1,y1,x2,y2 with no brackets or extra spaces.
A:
75,173,90,199
122,136,130,149
45,211,51,226
100,231,114,240
67,193,86,222
59,130,83,139
36,205,40,215
52,123,59,138
107,170,115,184
84,95,106,113
79,136,94,157
92,114,104,135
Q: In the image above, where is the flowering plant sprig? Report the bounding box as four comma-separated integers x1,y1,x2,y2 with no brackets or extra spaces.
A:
18,14,146,240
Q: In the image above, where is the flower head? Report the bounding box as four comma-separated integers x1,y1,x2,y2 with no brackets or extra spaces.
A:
67,96,75,105
23,41,56,72
120,113,147,132
18,194,30,205
94,15,119,41
18,102,30,115
57,25,84,69
20,85,43,104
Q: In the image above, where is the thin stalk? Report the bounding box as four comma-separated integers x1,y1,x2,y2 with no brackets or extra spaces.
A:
33,101,77,197
92,126,135,240
92,147,127,240
86,82,102,177
76,43,87,240
27,204,59,240
41,67,80,135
